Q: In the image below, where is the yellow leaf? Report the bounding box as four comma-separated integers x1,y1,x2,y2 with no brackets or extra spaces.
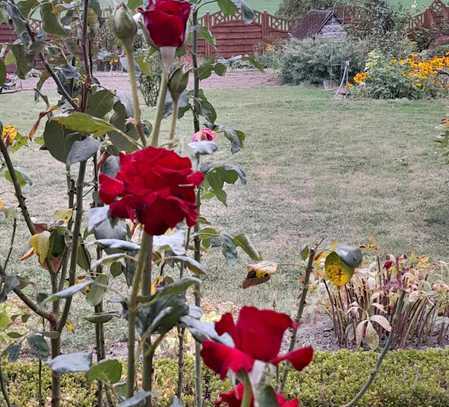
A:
66,321,75,334
242,261,278,289
54,209,73,225
325,252,354,287
0,199,5,210
30,231,51,266
150,276,173,295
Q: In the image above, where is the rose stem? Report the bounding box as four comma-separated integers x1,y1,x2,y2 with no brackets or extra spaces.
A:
192,7,203,406
168,98,179,148
279,245,317,391
142,234,154,406
150,71,168,146
124,43,146,146
127,232,152,397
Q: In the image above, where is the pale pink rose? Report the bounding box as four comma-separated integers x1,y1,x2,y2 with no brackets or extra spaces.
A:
192,128,217,142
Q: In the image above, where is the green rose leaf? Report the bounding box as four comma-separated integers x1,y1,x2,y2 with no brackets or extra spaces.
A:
27,334,49,360
87,359,122,384
66,137,100,165
217,0,238,16
86,274,109,307
40,2,68,36
48,352,92,374
43,280,92,304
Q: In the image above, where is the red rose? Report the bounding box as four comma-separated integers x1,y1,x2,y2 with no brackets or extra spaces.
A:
200,306,313,379
215,383,300,407
139,0,191,48
99,147,203,236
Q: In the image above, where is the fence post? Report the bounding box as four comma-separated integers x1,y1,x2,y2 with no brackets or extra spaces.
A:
204,13,212,58
262,11,269,43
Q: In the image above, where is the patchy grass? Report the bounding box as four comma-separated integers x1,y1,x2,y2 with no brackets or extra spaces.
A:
0,85,448,350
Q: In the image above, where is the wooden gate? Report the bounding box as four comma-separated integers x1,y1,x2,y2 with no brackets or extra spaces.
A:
198,10,291,58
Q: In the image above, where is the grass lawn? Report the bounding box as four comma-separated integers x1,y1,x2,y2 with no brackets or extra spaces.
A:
1,84,448,350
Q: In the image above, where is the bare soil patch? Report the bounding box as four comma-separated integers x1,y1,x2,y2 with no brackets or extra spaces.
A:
18,70,279,93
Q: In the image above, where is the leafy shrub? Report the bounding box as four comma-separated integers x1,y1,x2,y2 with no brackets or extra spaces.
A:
279,38,368,85
3,350,449,406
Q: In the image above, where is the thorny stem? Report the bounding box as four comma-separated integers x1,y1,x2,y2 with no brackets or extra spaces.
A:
142,236,154,407
3,218,16,271
150,71,168,147
279,245,317,392
192,9,202,404
124,45,147,146
0,359,11,407
127,232,152,397
176,228,191,400
342,289,406,407
0,133,35,235
0,131,54,323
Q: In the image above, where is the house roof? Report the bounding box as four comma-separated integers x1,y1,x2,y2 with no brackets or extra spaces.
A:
291,9,341,40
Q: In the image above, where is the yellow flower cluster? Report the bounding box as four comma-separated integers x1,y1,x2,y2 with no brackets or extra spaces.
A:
1,124,17,147
353,71,368,85
401,53,449,80
353,53,449,88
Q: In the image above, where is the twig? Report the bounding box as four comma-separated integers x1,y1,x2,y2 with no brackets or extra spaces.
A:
0,134,35,235
3,218,17,271
279,242,320,392
342,289,406,407
0,359,11,407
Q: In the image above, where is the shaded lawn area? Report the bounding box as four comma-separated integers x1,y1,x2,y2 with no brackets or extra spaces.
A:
0,85,448,349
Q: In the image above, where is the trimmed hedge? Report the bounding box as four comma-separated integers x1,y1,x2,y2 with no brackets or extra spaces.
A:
2,349,449,406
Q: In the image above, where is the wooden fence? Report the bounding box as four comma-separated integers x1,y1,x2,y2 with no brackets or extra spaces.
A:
198,10,290,58
408,0,449,32
0,9,290,62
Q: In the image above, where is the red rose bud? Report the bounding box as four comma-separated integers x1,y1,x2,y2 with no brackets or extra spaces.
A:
113,3,137,48
139,0,191,48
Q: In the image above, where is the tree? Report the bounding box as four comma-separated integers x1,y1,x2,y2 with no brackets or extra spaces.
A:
277,0,340,20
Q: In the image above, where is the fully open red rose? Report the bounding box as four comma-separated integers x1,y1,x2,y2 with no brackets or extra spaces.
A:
215,383,299,407
99,147,203,236
200,306,313,379
139,0,191,48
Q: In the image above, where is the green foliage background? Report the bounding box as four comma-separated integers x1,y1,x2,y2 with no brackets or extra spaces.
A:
3,349,449,406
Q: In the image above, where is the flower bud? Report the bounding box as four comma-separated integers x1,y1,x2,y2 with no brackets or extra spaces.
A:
112,3,137,49
168,66,189,102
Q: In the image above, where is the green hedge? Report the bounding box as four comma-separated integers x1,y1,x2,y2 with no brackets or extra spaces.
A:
3,349,449,406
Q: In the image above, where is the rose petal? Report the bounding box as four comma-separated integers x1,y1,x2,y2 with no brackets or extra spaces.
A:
271,346,314,372
200,341,254,379
215,313,237,343
99,174,124,204
234,306,295,362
